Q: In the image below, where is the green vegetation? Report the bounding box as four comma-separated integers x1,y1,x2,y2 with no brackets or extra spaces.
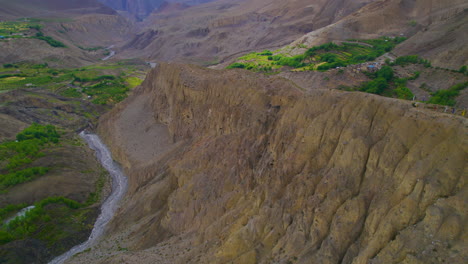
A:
227,37,406,73
0,20,65,47
0,129,108,254
392,55,431,67
0,204,28,223
0,124,60,191
0,21,40,36
125,77,143,88
354,65,415,100
428,82,468,106
0,62,145,105
459,65,467,75
85,170,106,205
34,33,66,48
0,196,88,246
393,78,414,100
77,46,104,52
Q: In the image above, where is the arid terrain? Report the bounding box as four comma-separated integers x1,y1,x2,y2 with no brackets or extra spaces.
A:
69,63,466,264
0,0,466,263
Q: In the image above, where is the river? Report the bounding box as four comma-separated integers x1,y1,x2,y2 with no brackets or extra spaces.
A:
49,131,128,264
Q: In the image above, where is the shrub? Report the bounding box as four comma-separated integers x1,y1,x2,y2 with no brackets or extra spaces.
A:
258,50,273,56
459,65,467,74
0,167,49,189
3,63,17,68
34,34,66,48
428,82,468,106
16,123,60,143
319,53,339,63
395,55,431,67
227,63,246,69
360,78,389,94
377,66,394,81
394,79,414,100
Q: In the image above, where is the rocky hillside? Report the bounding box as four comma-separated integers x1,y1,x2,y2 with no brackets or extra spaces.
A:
115,0,467,69
291,0,468,69
117,0,375,64
0,0,115,19
97,0,216,20
69,63,467,264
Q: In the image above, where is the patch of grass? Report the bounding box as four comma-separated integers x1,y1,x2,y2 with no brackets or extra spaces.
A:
84,170,107,206
0,204,28,222
392,55,431,67
60,88,82,98
0,21,40,36
428,82,468,106
0,196,85,245
77,46,104,52
0,123,59,191
125,77,143,88
393,78,414,100
33,34,66,48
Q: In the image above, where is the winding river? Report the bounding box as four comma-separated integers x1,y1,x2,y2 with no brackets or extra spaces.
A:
49,131,128,264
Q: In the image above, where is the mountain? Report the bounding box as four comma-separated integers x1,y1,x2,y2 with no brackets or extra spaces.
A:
0,0,115,19
97,0,165,20
0,0,466,263
115,0,467,69
66,62,467,264
97,0,217,20
290,0,468,69
117,0,375,64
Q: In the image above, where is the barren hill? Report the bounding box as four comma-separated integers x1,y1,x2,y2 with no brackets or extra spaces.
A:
0,0,115,19
97,0,217,20
117,0,376,64
115,0,467,69
68,63,467,264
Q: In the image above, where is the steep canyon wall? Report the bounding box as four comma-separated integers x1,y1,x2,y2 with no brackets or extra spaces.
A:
94,63,467,264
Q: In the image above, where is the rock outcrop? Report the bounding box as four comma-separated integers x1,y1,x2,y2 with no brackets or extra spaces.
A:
84,63,466,264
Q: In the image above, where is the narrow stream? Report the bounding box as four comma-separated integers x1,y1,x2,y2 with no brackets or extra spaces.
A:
49,131,128,264
102,45,116,61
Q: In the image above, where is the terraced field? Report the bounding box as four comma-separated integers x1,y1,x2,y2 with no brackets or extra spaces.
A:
0,62,146,105
227,37,406,73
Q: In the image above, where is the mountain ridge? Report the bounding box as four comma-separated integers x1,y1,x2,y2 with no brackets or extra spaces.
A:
66,62,468,264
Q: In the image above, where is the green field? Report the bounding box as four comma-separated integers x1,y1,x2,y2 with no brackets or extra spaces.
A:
0,62,146,105
227,37,406,73
0,125,106,253
0,21,41,36
0,20,66,47
0,124,59,192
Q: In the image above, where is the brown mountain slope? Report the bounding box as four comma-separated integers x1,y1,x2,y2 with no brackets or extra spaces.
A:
0,0,115,19
117,0,375,64
70,63,467,264
291,0,468,68
97,0,216,20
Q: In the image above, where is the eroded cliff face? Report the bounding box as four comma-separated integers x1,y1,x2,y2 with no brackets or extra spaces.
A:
89,63,467,264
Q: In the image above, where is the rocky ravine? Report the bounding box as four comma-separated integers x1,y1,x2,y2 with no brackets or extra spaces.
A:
75,63,466,264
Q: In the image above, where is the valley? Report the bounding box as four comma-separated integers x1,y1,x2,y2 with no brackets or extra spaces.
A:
0,0,466,263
